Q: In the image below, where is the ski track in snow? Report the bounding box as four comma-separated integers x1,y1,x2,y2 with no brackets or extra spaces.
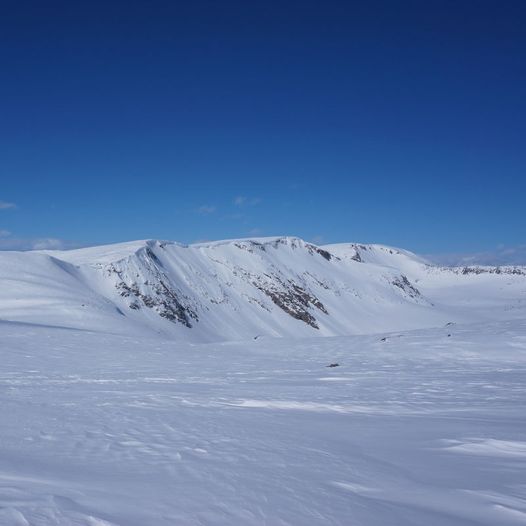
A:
0,319,526,525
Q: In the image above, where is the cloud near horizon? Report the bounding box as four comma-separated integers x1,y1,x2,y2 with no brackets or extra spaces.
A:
425,244,526,267
0,237,83,251
0,201,16,210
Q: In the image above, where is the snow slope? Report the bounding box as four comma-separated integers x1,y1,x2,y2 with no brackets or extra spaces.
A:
0,237,525,341
0,318,525,525
325,242,526,325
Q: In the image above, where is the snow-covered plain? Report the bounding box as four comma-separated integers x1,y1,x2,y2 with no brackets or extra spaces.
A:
1,237,526,525
1,318,526,525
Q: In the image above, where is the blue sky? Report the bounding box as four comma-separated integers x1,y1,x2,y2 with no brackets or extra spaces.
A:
1,1,525,258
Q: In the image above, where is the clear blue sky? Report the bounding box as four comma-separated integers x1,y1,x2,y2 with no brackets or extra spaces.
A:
1,1,525,255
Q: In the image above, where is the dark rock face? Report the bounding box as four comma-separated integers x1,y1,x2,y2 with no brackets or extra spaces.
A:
314,248,332,261
305,243,334,261
250,274,328,329
107,241,331,330
116,280,197,327
391,275,422,299
108,249,198,328
457,266,526,276
233,241,266,253
254,237,336,261
222,239,333,328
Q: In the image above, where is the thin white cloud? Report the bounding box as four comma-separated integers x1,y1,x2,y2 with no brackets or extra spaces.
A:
310,235,325,245
31,238,65,250
0,229,11,237
0,201,16,210
226,212,244,221
0,237,83,251
425,244,526,267
196,205,216,215
234,196,261,207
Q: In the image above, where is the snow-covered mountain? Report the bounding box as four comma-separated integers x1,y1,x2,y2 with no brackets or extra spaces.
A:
2,240,526,525
1,236,525,341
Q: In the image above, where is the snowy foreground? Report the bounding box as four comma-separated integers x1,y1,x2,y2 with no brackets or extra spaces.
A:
1,318,526,525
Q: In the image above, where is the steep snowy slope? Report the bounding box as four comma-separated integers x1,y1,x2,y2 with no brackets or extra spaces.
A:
325,242,526,325
0,236,525,341
0,250,136,334
59,236,442,339
323,242,432,273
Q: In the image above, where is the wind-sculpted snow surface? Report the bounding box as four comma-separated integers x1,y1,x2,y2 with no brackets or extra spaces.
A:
0,236,525,341
1,319,526,525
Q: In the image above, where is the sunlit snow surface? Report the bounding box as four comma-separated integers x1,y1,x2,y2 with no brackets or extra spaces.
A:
1,319,526,525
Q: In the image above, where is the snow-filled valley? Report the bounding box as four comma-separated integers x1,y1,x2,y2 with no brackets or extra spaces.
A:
1,237,526,525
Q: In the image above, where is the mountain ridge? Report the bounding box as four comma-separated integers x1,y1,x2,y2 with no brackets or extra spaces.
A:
1,236,525,342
